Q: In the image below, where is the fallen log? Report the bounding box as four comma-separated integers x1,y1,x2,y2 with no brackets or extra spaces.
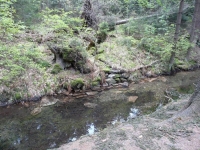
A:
99,58,159,74
115,4,190,25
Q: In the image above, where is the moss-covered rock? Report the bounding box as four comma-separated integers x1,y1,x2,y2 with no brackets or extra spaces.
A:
14,92,22,100
51,64,63,74
48,37,92,74
71,78,84,89
114,78,121,83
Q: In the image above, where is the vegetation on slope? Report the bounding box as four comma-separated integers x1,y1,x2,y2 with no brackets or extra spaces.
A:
0,0,199,104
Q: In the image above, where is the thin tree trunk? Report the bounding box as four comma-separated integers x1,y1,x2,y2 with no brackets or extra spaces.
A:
168,0,184,73
186,0,200,60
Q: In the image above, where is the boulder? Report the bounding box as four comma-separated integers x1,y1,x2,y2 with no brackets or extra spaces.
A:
121,73,130,79
105,78,117,85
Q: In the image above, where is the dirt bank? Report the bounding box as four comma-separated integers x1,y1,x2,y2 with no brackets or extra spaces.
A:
55,95,200,150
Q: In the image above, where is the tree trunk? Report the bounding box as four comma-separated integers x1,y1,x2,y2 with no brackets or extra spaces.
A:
186,0,200,60
81,0,97,29
168,0,184,73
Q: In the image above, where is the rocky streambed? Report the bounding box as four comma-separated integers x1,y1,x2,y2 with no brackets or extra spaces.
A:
0,70,199,150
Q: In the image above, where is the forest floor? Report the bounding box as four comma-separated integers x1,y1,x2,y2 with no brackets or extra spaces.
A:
56,95,200,150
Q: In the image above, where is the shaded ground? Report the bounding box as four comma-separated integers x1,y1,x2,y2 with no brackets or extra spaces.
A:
55,95,200,150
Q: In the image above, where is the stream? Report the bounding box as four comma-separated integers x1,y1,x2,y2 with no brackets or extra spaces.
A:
0,70,199,150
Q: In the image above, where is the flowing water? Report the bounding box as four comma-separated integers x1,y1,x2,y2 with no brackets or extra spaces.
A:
0,70,199,150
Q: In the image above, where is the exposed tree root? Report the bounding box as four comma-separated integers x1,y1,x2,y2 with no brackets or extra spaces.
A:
169,80,200,121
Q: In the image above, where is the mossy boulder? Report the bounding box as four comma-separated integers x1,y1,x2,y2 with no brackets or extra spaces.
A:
48,38,92,74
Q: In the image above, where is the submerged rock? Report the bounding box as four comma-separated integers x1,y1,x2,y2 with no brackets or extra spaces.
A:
40,96,58,107
84,102,97,108
31,107,42,116
128,96,138,103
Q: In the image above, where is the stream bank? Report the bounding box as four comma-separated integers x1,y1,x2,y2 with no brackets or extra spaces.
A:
0,70,199,150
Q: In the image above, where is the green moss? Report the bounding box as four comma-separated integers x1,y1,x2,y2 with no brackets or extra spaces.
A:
92,81,99,86
14,92,21,100
113,74,121,79
71,78,84,89
102,67,111,73
114,78,121,82
51,64,62,74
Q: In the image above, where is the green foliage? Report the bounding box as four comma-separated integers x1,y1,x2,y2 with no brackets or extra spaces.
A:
0,43,47,84
121,20,144,37
40,9,83,34
51,64,63,74
99,22,109,32
0,0,25,39
120,36,138,48
13,0,41,25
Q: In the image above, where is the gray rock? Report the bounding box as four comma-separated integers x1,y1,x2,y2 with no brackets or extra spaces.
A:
121,73,130,79
119,82,129,87
110,70,124,74
128,75,135,82
120,78,128,82
105,78,117,85
108,74,116,78
91,86,102,91
103,83,109,87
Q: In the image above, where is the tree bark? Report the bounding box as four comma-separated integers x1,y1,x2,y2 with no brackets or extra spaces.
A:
168,0,184,73
81,0,97,29
186,0,200,60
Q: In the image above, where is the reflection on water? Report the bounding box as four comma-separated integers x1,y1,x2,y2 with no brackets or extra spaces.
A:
0,98,147,150
87,123,96,135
